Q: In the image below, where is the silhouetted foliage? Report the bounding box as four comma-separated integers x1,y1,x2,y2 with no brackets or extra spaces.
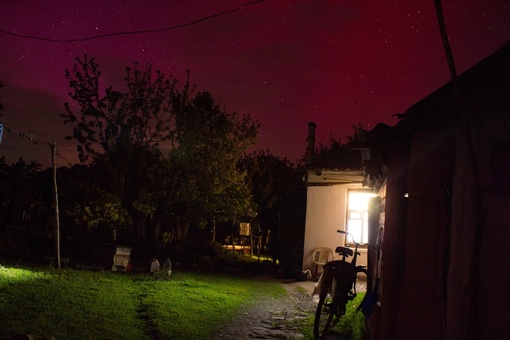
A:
310,125,363,169
238,150,303,263
0,158,43,234
239,150,298,215
62,56,259,250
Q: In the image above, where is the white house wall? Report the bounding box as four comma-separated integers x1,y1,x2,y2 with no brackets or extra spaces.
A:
302,182,368,274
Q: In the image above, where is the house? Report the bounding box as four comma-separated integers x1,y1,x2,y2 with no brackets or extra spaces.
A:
359,41,510,339
300,122,373,277
301,168,368,276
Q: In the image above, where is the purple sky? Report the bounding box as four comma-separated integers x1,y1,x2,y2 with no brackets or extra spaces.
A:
1,0,509,168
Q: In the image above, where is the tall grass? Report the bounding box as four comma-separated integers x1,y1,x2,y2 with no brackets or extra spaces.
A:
302,293,368,340
0,264,284,339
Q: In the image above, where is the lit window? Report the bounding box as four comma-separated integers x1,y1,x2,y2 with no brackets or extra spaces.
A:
346,191,374,244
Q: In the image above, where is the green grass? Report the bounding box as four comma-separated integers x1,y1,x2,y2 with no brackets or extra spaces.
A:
0,264,285,339
302,294,368,340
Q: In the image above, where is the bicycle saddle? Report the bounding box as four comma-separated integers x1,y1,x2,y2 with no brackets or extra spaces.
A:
335,246,353,257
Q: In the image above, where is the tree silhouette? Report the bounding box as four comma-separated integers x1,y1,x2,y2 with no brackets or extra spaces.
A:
62,56,259,247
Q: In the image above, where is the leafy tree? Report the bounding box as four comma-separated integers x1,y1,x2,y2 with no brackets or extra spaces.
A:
240,150,297,216
239,150,303,262
62,189,131,240
63,56,175,244
63,56,176,163
1,157,43,229
47,164,131,244
62,56,259,247
163,91,258,239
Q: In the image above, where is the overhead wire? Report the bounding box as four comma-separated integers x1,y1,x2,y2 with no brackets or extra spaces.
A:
2,125,46,146
0,0,267,166
55,151,73,166
1,124,73,166
0,0,266,43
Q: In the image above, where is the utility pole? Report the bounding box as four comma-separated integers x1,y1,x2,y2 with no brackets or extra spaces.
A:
51,140,61,270
434,0,461,104
434,2,482,339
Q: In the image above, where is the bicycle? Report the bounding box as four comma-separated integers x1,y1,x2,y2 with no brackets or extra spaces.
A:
313,229,372,339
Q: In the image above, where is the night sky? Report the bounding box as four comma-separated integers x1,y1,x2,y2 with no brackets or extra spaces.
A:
0,0,509,168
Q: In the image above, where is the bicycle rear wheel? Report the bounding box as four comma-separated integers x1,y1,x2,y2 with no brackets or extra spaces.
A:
314,292,335,339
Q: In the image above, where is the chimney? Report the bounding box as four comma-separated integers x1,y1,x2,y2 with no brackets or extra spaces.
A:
306,122,316,166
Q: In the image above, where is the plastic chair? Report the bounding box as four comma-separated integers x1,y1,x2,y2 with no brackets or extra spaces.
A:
312,247,334,280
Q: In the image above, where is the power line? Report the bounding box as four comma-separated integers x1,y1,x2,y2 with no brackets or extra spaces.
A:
2,125,47,146
1,123,75,167
0,0,266,43
56,151,73,167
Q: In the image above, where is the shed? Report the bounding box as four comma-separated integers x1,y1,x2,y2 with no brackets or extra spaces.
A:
359,41,510,339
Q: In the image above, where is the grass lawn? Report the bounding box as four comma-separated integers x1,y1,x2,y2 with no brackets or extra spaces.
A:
0,263,285,339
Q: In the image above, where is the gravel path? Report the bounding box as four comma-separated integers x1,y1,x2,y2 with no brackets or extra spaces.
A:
211,279,317,339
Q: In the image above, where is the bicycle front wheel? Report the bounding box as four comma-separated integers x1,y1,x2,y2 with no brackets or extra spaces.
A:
353,267,371,312
314,292,335,339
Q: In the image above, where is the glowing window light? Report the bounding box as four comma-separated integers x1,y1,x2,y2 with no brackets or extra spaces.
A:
346,191,375,244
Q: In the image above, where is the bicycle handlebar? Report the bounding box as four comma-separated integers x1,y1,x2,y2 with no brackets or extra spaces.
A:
337,229,368,247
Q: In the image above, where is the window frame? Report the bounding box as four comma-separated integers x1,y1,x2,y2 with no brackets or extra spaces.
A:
345,189,373,247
